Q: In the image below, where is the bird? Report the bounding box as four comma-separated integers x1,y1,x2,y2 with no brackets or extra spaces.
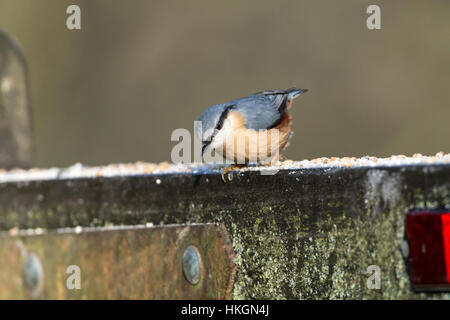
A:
195,88,308,181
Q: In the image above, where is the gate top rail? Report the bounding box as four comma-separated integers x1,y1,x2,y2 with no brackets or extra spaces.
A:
0,153,449,184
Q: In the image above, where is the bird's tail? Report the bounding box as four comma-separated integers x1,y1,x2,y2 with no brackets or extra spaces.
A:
286,88,308,99
260,88,308,99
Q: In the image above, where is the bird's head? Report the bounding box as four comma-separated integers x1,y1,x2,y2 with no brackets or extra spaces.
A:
195,103,230,155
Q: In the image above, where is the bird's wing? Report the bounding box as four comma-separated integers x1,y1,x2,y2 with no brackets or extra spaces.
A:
231,92,287,130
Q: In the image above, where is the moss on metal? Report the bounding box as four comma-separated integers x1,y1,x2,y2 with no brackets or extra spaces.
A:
0,164,449,299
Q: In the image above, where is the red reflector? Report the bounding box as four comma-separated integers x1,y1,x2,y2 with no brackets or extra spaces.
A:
442,214,450,282
406,211,450,291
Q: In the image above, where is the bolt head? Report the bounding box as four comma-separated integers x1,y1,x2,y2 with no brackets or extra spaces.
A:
401,240,409,258
23,253,44,297
182,245,201,285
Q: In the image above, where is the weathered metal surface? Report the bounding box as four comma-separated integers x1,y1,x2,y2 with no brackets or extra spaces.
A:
0,30,34,169
0,223,236,299
0,159,449,299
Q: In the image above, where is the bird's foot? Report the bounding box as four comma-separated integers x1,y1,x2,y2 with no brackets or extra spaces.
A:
221,164,245,183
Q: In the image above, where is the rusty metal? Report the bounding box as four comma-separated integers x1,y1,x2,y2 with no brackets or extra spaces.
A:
0,223,236,299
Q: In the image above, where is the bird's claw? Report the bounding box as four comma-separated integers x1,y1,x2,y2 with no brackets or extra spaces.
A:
220,165,244,183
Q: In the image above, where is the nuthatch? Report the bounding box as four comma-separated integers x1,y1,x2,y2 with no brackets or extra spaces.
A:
196,88,308,180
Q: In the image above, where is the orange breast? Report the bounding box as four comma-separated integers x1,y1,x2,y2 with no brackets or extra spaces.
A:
218,110,292,164
273,111,292,151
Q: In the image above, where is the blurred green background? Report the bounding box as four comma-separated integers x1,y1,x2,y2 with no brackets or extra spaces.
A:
0,0,449,167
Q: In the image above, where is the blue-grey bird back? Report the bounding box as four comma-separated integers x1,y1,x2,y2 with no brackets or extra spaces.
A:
196,88,307,142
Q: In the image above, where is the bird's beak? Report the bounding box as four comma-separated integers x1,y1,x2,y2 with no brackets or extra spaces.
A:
202,141,211,156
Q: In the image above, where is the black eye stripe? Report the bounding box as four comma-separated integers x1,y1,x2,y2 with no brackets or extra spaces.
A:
203,105,235,150
215,105,234,131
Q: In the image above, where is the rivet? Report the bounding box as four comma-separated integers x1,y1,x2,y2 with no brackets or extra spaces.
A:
401,240,409,258
23,253,44,297
182,245,201,285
